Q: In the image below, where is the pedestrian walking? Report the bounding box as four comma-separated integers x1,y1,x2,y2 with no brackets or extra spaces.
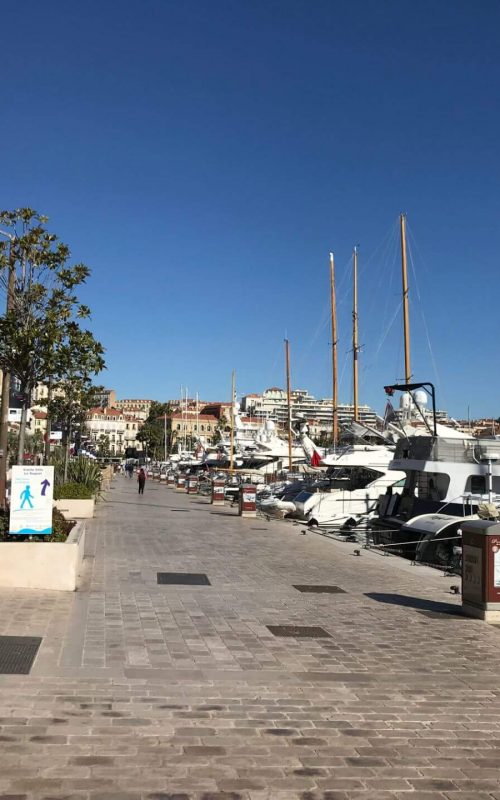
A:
138,467,146,494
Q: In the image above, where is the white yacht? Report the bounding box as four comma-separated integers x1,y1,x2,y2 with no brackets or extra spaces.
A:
295,443,405,525
372,434,500,567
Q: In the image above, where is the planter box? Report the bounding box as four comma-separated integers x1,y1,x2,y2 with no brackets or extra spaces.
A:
0,521,86,591
54,497,95,519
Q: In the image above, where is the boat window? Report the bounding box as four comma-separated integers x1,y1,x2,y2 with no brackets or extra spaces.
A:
468,475,486,494
416,472,450,500
294,491,313,503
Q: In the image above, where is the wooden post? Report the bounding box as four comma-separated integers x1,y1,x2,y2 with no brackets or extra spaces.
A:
229,370,235,471
400,213,411,385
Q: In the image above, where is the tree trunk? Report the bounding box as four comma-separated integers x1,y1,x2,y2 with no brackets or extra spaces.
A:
0,245,17,504
63,422,72,483
44,381,52,464
0,371,11,507
17,401,29,465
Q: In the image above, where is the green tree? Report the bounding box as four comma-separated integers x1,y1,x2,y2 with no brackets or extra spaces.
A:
0,209,102,465
43,326,104,479
97,434,111,458
136,402,172,459
46,382,104,480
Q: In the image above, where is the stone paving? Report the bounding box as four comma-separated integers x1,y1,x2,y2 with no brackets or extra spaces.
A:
2,476,500,799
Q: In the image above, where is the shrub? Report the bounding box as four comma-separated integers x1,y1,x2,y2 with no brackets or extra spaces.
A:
68,457,102,494
0,508,8,540
49,507,74,541
54,482,93,500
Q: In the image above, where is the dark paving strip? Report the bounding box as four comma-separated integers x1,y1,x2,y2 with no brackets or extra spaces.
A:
157,572,211,586
293,584,347,594
0,636,42,674
266,625,331,638
251,527,268,531
171,509,191,512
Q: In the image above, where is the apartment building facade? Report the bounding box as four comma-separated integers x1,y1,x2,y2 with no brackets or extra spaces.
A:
241,387,378,431
168,411,219,447
86,408,145,455
115,399,153,421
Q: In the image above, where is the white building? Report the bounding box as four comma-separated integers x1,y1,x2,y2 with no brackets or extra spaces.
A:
115,399,153,421
241,388,378,431
85,407,128,455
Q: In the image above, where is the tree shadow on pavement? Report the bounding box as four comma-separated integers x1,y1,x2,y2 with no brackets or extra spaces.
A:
365,592,463,617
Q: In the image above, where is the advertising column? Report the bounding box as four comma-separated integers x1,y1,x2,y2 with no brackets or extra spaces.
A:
9,465,54,536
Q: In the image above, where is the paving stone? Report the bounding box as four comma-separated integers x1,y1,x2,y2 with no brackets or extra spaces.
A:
1,477,500,797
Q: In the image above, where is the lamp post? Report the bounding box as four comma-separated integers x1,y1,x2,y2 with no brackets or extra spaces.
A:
0,230,15,508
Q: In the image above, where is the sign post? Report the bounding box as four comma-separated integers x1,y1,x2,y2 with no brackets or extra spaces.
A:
462,519,500,622
9,465,54,536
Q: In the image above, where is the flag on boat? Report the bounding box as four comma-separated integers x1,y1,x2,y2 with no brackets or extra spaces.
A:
310,449,322,467
383,400,396,429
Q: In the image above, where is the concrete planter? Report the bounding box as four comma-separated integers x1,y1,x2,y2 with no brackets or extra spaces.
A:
0,521,86,591
54,497,95,519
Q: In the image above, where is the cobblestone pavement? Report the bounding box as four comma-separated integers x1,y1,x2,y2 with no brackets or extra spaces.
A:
2,476,500,799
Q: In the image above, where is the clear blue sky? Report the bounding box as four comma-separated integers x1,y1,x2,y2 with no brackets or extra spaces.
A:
1,0,499,418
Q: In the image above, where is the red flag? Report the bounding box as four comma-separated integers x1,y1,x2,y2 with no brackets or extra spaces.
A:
311,450,322,467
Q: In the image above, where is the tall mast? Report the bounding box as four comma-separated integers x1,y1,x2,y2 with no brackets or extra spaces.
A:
229,370,235,471
400,213,411,384
184,386,188,451
196,391,199,452
179,385,183,454
329,252,339,444
352,246,359,422
285,338,293,472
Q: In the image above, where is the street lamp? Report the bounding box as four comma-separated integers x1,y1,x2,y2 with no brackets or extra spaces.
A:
0,229,15,507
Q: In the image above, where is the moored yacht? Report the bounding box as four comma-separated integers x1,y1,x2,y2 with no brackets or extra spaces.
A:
371,433,500,567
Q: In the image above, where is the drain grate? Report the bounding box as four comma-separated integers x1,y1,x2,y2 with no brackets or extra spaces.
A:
0,636,42,674
294,585,346,594
157,572,211,586
267,625,331,638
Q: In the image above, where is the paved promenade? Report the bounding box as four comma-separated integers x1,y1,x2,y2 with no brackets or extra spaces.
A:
2,476,500,799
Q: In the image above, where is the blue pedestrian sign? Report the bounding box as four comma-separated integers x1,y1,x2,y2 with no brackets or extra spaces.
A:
9,466,54,536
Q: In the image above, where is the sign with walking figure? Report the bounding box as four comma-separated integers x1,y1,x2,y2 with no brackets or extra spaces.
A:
9,466,54,536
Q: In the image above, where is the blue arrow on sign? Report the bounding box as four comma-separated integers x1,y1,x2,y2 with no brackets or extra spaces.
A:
41,479,50,496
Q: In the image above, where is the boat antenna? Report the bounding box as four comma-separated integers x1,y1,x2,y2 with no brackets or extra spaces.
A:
330,252,339,445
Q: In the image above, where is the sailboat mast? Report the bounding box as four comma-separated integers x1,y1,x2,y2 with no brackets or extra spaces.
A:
352,246,359,422
329,252,339,444
285,338,293,472
229,370,235,471
196,391,199,451
400,213,411,384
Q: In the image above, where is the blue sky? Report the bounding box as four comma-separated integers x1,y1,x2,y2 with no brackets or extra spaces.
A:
1,0,499,418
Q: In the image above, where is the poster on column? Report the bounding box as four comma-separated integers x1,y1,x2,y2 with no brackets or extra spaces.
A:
9,466,54,536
